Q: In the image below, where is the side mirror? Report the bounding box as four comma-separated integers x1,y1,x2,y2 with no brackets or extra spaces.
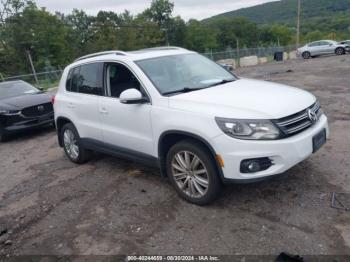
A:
120,89,149,104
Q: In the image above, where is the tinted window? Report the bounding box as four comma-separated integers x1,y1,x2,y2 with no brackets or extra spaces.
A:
66,67,79,92
66,63,103,95
107,63,141,98
71,67,79,92
78,63,104,95
65,69,73,91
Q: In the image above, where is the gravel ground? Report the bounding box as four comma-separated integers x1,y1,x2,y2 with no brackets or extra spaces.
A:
0,54,350,257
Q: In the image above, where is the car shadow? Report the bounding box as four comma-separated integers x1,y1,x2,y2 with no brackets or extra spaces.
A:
2,125,56,143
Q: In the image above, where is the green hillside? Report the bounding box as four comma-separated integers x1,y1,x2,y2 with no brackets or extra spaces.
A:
209,0,350,25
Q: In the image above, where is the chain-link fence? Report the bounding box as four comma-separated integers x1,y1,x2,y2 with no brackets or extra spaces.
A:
203,45,296,62
0,69,63,90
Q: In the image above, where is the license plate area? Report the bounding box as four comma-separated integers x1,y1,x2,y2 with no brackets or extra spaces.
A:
313,129,326,153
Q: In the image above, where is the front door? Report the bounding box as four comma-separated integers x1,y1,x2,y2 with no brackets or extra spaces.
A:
99,62,154,156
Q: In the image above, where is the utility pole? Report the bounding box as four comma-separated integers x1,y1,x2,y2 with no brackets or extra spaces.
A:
26,50,39,86
236,38,240,67
296,0,301,49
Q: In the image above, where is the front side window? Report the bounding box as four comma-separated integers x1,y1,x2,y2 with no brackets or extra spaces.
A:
136,53,236,95
66,63,103,95
106,63,141,98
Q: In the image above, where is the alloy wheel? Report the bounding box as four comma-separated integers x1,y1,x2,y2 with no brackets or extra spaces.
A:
171,151,209,198
63,129,79,160
336,48,344,55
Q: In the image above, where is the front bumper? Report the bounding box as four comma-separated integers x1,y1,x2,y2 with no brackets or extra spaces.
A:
210,114,329,181
1,112,54,135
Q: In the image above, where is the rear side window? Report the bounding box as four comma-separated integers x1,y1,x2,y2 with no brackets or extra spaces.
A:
309,42,319,47
66,67,79,92
66,70,73,91
66,63,103,95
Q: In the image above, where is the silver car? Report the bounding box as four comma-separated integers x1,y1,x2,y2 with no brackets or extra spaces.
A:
297,40,349,59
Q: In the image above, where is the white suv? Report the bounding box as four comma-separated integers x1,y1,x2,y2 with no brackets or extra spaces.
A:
54,47,329,205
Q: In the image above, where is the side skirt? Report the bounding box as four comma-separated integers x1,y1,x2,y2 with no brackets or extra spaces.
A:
81,138,160,169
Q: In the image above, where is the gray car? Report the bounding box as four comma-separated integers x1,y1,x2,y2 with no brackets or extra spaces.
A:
297,40,349,59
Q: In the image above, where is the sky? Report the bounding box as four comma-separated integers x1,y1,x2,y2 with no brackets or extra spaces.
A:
34,0,280,20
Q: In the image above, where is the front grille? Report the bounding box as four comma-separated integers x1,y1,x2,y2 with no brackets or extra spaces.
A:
21,103,53,118
274,102,321,137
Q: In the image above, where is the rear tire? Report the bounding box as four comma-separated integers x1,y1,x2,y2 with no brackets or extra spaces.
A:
166,140,222,205
335,47,345,55
302,51,311,59
61,123,91,164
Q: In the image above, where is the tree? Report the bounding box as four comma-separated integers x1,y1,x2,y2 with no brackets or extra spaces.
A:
64,9,95,56
209,17,259,49
184,19,218,52
142,0,174,45
259,24,293,46
167,16,186,46
1,2,71,75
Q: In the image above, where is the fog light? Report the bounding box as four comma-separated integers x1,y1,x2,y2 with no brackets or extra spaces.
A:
240,158,273,173
248,162,261,173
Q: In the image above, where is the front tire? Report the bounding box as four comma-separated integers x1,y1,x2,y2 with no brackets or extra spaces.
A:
166,140,222,205
61,123,91,164
335,47,345,55
302,51,311,59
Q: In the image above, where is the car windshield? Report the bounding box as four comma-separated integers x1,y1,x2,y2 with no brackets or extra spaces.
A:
0,81,39,100
136,53,237,95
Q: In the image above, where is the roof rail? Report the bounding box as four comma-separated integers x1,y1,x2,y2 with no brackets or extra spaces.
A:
74,50,127,62
139,46,186,51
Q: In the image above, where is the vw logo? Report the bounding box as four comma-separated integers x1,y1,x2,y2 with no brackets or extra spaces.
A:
308,109,318,123
37,105,44,112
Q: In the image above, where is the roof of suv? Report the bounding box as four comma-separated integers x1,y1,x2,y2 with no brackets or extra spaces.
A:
72,46,194,66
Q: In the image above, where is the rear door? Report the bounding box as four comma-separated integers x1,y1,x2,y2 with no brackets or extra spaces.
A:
64,62,104,141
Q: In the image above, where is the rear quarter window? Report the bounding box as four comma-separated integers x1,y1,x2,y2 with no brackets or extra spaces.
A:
65,63,103,95
65,67,79,93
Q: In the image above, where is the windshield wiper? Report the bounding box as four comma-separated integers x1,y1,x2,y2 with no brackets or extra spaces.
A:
162,79,236,96
206,78,235,88
162,87,206,96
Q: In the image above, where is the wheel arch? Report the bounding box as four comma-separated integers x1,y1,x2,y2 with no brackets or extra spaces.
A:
56,116,76,147
157,130,225,181
302,51,311,58
335,47,345,54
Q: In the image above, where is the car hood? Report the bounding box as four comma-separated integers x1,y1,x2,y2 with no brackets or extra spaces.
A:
0,92,52,110
168,78,316,119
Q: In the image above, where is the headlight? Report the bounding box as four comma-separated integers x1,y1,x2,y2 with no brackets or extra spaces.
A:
215,117,281,140
0,110,21,116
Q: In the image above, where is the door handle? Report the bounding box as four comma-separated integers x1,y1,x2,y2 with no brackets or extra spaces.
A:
68,102,74,108
100,108,108,115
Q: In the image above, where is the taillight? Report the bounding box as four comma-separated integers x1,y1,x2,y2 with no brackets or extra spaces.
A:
51,95,56,104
